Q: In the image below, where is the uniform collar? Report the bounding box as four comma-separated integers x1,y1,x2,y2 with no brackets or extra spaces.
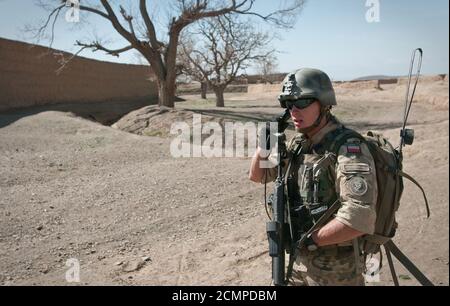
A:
307,117,342,146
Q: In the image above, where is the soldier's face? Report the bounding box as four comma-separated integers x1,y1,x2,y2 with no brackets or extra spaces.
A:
290,101,321,130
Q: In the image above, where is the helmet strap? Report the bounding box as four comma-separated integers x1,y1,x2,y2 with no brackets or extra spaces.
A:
298,107,331,135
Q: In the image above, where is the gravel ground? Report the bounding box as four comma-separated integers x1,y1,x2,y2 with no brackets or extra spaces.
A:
0,82,448,286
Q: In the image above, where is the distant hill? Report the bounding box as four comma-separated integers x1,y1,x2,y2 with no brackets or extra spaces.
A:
352,75,402,81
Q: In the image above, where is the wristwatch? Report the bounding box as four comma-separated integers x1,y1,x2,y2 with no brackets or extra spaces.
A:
304,233,318,252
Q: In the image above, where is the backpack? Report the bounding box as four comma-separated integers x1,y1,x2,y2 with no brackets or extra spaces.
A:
328,128,430,255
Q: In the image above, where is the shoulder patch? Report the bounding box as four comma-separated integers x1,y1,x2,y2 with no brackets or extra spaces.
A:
347,176,368,196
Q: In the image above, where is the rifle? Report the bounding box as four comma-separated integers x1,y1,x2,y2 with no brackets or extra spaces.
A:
265,109,290,286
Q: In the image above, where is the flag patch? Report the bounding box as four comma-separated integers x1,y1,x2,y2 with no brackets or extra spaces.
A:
347,144,362,154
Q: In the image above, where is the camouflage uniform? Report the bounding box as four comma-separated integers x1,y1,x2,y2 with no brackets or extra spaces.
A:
262,118,378,286
290,246,366,286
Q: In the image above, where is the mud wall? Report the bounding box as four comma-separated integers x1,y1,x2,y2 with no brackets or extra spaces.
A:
0,38,158,112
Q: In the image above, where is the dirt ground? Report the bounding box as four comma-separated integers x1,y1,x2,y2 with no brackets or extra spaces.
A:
0,78,448,286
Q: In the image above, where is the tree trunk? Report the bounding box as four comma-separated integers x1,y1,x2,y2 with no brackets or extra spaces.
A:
160,29,181,108
146,56,175,108
157,79,175,108
214,87,225,107
200,82,207,99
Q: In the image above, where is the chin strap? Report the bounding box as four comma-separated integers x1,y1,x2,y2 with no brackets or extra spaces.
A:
298,107,331,134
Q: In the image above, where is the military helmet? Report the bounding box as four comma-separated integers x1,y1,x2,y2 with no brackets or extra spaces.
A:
278,68,337,108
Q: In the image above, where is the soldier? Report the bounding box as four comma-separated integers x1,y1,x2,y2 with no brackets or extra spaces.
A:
249,68,378,286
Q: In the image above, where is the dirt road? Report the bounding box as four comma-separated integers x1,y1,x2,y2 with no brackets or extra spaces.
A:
0,80,448,286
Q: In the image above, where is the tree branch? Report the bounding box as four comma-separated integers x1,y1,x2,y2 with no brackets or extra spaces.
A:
53,46,87,75
75,40,133,57
139,0,163,50
119,5,136,38
33,3,64,46
99,0,140,47
79,5,109,19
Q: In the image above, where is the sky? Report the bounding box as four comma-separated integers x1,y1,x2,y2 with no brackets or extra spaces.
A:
0,0,448,80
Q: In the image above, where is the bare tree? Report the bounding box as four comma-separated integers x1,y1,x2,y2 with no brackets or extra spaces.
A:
33,0,306,108
256,53,279,84
177,46,209,99
178,16,274,107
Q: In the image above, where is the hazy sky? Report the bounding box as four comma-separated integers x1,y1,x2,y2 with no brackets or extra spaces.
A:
0,0,448,80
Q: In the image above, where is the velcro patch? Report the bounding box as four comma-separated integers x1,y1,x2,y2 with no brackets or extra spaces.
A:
347,144,362,154
342,163,371,174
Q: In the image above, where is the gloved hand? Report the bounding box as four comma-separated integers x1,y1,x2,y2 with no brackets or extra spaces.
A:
258,122,273,151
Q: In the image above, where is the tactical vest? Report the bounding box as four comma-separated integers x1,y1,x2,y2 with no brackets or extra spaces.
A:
286,127,347,241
